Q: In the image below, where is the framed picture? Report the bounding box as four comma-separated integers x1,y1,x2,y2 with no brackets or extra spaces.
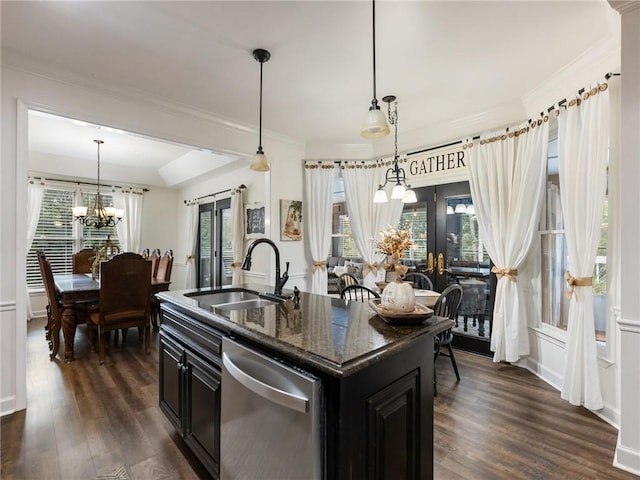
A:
280,199,302,241
245,202,266,239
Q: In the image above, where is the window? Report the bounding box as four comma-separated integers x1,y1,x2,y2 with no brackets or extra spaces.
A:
540,138,608,343
27,185,119,288
330,202,359,257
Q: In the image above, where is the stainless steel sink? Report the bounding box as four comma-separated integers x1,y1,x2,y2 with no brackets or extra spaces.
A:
186,288,282,311
214,298,280,311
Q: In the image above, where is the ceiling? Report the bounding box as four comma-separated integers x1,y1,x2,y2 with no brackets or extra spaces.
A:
1,1,620,187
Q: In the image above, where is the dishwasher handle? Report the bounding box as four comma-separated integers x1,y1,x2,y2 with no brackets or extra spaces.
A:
222,352,309,413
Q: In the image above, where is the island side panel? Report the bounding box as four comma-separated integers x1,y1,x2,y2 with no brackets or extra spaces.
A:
324,333,434,480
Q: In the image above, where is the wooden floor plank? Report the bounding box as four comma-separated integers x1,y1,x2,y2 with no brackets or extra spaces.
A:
1,317,636,480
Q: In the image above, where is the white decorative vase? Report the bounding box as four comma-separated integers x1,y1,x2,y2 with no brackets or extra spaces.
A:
381,280,416,313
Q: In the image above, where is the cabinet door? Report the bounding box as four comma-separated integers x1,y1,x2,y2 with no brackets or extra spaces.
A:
159,335,184,433
366,370,420,479
184,351,221,478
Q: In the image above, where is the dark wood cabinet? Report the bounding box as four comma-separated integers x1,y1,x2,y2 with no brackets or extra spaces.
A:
159,305,223,479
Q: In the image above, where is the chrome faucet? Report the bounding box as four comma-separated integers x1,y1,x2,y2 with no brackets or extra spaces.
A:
241,238,289,296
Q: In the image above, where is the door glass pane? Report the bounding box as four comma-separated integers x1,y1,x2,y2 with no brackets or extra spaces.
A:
399,206,427,271
220,207,233,286
446,197,488,266
446,196,491,341
199,210,212,288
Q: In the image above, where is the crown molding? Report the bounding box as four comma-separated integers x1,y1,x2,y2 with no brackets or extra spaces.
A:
520,34,621,117
1,57,304,151
609,1,640,14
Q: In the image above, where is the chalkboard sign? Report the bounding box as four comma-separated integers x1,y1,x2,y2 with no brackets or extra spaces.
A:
245,203,265,239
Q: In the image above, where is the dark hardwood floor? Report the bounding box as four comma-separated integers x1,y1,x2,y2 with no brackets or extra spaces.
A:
1,317,634,480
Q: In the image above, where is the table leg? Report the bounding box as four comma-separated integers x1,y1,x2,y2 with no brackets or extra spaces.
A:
60,302,77,362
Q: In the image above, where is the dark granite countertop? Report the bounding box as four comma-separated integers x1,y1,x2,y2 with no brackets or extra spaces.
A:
157,284,452,377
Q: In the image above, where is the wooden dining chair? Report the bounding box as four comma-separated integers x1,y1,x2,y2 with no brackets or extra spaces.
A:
149,248,161,279
432,284,463,395
340,284,380,302
88,252,152,364
337,273,359,294
72,248,95,274
403,272,434,291
37,250,61,357
151,249,173,329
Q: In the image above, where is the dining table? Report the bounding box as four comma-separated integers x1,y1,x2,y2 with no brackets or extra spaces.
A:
52,273,170,362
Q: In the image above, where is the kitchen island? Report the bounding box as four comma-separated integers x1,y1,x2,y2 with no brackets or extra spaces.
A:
157,285,452,480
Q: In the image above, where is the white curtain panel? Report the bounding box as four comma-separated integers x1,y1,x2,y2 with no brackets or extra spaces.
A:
231,187,245,286
185,202,199,289
113,189,144,253
304,162,335,294
26,178,44,320
558,84,609,410
468,120,549,363
342,161,403,290
606,77,621,343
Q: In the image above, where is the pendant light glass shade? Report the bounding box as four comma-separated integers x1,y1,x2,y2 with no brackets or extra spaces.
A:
250,148,270,172
455,203,467,214
373,188,388,203
390,184,406,200
361,105,390,138
402,189,417,204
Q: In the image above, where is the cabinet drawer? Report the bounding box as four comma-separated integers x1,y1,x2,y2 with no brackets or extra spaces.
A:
161,305,223,366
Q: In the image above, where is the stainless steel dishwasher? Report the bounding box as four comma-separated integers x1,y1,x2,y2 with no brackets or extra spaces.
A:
221,337,322,480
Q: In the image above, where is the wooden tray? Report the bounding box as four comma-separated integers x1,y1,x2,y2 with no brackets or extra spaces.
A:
369,299,434,326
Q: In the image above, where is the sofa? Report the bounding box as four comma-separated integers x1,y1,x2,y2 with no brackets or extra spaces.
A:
327,256,363,294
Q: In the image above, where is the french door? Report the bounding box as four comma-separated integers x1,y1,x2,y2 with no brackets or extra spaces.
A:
196,198,232,289
404,182,495,356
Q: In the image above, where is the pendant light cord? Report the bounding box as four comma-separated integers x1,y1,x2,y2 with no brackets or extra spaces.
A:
371,0,377,106
259,60,263,149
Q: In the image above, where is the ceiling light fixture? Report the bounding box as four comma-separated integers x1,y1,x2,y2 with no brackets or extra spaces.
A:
373,96,417,204
361,0,390,139
454,203,467,214
250,48,271,172
72,139,123,228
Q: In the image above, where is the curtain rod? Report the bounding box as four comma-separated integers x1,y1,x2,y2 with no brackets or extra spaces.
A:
183,184,246,205
30,175,149,192
544,71,620,114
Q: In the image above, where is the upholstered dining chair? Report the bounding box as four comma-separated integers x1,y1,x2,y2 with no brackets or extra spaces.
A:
72,248,95,274
37,251,61,356
403,272,434,291
89,253,152,364
337,273,359,295
149,248,161,279
432,283,463,395
340,284,380,302
155,249,173,282
150,249,174,328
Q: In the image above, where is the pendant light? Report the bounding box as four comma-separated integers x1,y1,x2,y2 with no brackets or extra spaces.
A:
360,0,390,139
250,48,271,172
372,96,416,204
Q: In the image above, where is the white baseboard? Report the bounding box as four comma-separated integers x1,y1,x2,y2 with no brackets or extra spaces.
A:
614,440,640,477
0,395,17,417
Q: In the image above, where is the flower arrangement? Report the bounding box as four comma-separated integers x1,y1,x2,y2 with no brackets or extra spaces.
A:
375,226,413,279
375,225,413,260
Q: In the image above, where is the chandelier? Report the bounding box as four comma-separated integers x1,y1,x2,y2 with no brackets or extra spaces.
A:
373,96,417,204
72,139,123,228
